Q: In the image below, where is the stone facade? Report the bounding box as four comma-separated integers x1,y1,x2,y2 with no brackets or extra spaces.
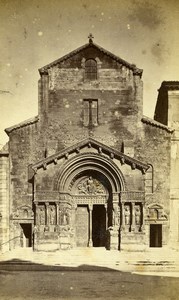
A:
0,38,177,252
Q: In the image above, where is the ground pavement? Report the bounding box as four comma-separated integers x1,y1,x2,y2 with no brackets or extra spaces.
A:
0,247,179,275
0,248,179,299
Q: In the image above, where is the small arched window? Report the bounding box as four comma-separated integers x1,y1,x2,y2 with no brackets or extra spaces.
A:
85,59,97,80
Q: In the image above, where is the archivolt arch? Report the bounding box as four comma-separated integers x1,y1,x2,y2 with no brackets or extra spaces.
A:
54,153,126,193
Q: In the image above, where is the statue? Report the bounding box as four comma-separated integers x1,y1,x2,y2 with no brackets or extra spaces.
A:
124,206,130,225
49,207,56,225
113,207,120,226
135,207,141,225
39,207,45,225
86,176,95,194
59,207,71,226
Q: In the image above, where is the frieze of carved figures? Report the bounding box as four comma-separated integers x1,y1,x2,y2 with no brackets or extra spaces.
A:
124,205,130,225
12,206,34,219
77,176,105,195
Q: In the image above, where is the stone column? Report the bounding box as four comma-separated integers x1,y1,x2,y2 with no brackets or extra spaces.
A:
131,203,135,231
34,202,39,226
56,202,59,225
141,204,145,232
45,202,49,229
88,204,93,247
104,204,108,229
121,202,125,230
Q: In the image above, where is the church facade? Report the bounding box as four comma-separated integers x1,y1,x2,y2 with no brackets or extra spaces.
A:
0,36,179,252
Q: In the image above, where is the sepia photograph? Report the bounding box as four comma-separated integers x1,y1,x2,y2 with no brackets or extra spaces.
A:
0,0,179,299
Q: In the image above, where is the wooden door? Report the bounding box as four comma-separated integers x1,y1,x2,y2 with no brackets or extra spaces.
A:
150,224,162,247
76,206,89,247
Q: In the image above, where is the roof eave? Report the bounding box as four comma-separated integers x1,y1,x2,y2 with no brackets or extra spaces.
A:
5,116,39,135
141,116,174,133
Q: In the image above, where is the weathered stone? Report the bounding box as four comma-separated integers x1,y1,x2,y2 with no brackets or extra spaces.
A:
0,39,177,252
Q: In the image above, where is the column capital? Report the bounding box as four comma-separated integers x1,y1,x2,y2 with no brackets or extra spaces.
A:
88,204,93,211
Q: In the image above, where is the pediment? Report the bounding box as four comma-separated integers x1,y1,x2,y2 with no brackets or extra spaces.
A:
29,138,149,178
39,41,142,77
147,203,163,210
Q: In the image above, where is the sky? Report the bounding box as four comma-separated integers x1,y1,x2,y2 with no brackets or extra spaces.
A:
0,0,179,147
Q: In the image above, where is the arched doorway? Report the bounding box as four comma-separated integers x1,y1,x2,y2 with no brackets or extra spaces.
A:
70,170,112,247
56,153,125,249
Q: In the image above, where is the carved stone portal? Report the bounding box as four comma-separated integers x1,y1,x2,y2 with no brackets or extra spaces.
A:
77,176,106,195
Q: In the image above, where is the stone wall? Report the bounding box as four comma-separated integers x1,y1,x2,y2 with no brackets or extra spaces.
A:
0,146,9,251
38,46,143,156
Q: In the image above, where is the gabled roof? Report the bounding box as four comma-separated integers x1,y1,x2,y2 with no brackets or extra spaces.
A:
39,41,143,77
5,116,39,134
141,115,174,133
29,138,149,175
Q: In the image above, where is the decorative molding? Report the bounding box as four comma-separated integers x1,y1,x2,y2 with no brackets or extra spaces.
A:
72,194,107,205
29,138,149,175
120,191,145,202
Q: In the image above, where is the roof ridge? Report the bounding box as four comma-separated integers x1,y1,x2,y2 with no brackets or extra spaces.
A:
5,115,39,134
141,115,174,133
39,42,142,76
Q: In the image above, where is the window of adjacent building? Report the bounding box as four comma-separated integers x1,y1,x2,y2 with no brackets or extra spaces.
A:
145,165,153,193
85,59,97,80
83,99,98,127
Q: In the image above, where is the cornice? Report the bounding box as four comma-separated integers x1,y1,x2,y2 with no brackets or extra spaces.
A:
158,81,179,91
29,138,149,175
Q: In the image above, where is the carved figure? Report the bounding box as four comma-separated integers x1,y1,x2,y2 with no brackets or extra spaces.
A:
39,207,45,225
23,209,28,218
49,207,56,225
60,208,71,226
113,207,120,226
86,176,95,194
135,207,141,225
150,208,158,219
62,212,67,225
66,208,71,225
124,206,130,225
